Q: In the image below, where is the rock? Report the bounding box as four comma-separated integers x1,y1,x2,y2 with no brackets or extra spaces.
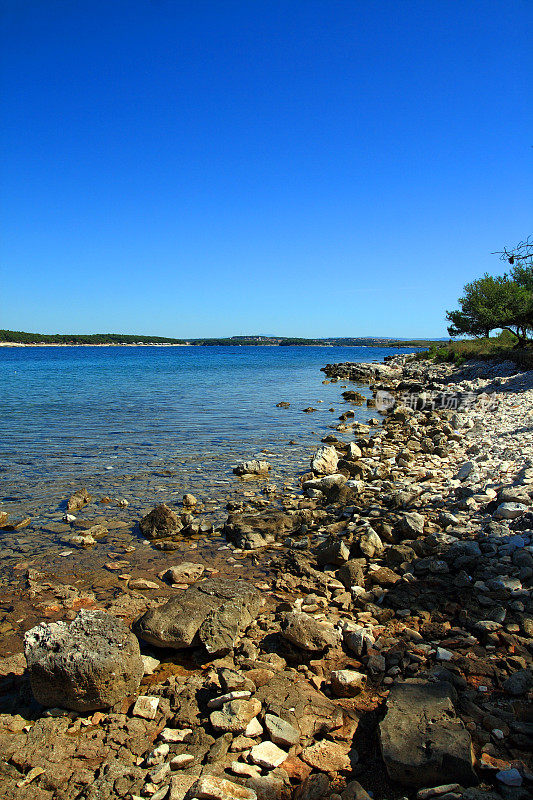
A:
348,442,362,459
368,566,400,586
494,502,528,520
134,576,262,655
224,510,304,550
250,741,288,769
140,504,182,539
66,488,91,511
162,562,205,584
343,624,375,656
341,781,372,800
245,717,264,737
194,775,257,800
398,512,425,538
160,727,191,743
132,695,160,719
359,530,383,558
210,698,262,733
231,762,261,778
245,775,288,800
207,690,252,709
303,474,347,493
233,460,271,476
142,655,161,675
330,669,366,697
379,679,477,787
264,714,300,747
311,445,339,475
182,493,197,506
68,534,96,546
219,667,257,692
294,773,330,800
169,774,198,800
170,753,195,769
316,538,350,566
255,672,343,738
280,612,337,652
128,578,160,590
495,768,522,787
502,669,532,696
24,610,143,712
456,461,475,481
337,560,365,589
301,740,351,773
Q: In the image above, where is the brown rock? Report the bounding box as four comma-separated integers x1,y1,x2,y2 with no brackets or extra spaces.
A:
301,740,352,773
67,488,91,512
139,503,182,539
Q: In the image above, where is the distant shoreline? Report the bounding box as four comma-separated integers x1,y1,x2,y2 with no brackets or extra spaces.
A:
0,342,191,348
0,341,424,349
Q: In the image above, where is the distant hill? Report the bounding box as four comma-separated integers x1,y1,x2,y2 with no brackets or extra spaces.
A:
0,329,442,347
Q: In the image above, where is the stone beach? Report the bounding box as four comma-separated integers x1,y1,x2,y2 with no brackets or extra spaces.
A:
0,354,531,800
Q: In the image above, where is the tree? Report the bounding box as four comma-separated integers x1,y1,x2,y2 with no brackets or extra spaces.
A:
496,236,533,269
446,272,532,346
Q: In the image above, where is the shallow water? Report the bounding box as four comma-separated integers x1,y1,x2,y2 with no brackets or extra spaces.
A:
0,345,418,612
0,345,417,506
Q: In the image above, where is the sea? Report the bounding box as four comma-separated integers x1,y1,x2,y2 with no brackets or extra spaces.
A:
0,345,419,620
0,344,421,648
0,345,421,513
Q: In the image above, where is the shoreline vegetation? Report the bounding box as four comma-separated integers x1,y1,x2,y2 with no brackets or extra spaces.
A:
0,329,439,348
414,331,533,370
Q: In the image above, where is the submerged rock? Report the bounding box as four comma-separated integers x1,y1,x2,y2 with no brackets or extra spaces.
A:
66,488,91,512
161,562,205,584
233,460,271,476
134,576,262,655
24,610,143,712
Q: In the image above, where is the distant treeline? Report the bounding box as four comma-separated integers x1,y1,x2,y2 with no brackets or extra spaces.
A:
0,330,435,347
0,330,186,345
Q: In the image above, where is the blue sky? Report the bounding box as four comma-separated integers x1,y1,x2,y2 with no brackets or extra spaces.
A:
1,0,532,338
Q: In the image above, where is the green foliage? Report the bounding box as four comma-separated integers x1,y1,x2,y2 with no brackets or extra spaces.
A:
446,238,533,346
446,273,531,342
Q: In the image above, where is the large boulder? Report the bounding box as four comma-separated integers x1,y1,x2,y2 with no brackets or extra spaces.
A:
139,503,182,539
379,679,477,788
134,577,262,655
255,672,343,739
24,610,143,712
311,445,339,475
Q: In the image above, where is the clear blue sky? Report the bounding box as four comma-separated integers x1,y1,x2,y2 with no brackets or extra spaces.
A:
1,0,532,338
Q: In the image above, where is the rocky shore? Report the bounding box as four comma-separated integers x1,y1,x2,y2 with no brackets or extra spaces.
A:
0,354,531,800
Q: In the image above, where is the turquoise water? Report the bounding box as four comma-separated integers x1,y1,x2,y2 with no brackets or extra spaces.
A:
0,345,416,517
